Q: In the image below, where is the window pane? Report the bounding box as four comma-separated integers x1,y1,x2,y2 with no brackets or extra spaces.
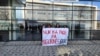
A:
54,11,72,20
72,21,92,30
32,10,52,20
0,20,11,30
16,9,24,20
97,11,100,21
73,10,96,20
25,10,32,20
0,7,11,20
72,30,90,39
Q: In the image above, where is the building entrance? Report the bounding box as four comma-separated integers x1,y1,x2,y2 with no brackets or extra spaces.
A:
24,20,42,41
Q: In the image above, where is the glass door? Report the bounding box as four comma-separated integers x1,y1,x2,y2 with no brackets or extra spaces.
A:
25,20,42,41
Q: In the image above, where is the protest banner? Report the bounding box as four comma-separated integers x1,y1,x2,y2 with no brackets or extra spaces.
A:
42,28,69,46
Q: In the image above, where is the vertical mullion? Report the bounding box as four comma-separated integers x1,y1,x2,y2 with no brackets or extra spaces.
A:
52,1,54,26
11,0,13,41
24,3,25,40
32,0,33,41
90,1,93,40
24,1,26,41
32,0,33,20
71,2,74,40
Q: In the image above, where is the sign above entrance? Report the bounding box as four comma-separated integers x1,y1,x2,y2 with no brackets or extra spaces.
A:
41,0,79,2
42,28,69,46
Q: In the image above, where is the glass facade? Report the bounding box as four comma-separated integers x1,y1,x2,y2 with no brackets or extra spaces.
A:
0,0,100,41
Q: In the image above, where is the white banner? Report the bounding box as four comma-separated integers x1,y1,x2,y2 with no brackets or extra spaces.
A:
42,28,69,46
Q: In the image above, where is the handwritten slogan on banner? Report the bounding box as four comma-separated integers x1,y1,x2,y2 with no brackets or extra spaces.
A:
42,28,69,46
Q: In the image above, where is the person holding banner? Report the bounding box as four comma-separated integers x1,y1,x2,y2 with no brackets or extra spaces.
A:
47,23,52,28
55,23,60,28
42,24,46,28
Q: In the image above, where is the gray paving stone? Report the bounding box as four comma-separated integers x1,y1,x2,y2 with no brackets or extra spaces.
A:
0,41,100,56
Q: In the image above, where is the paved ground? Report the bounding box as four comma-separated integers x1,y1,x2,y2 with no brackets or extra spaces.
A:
0,40,100,56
